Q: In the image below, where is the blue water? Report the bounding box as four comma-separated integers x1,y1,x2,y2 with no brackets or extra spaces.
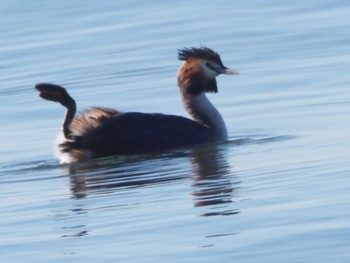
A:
1,0,350,262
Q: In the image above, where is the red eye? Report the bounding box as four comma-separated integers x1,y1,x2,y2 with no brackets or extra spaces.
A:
205,63,216,72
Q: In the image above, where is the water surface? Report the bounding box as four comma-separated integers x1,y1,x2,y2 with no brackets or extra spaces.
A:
1,0,350,262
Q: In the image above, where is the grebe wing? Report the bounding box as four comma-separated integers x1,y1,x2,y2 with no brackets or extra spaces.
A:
78,112,215,156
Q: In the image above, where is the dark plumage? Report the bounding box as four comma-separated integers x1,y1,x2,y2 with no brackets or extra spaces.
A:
61,112,215,156
178,47,225,68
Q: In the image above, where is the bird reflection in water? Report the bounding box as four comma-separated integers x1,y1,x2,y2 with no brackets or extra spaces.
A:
189,144,241,217
66,142,240,218
50,144,240,244
67,154,190,199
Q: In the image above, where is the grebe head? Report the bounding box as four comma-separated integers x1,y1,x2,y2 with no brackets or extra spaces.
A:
178,47,238,78
177,47,238,95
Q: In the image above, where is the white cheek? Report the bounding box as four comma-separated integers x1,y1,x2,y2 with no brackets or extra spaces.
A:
201,63,219,78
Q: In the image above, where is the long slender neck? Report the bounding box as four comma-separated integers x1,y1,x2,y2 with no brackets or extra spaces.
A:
178,64,228,141
35,83,77,140
62,101,76,139
60,96,76,139
180,91,228,141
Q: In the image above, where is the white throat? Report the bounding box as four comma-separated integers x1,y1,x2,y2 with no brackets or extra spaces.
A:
181,92,228,141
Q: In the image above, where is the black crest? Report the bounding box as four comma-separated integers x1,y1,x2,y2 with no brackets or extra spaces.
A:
178,46,224,67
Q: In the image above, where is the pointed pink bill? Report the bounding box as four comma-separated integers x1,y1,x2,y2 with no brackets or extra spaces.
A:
221,67,239,75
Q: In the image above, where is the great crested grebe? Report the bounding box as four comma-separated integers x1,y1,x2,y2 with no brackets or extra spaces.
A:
36,47,238,163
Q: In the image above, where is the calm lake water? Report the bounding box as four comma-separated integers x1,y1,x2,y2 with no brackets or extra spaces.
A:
1,0,350,262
